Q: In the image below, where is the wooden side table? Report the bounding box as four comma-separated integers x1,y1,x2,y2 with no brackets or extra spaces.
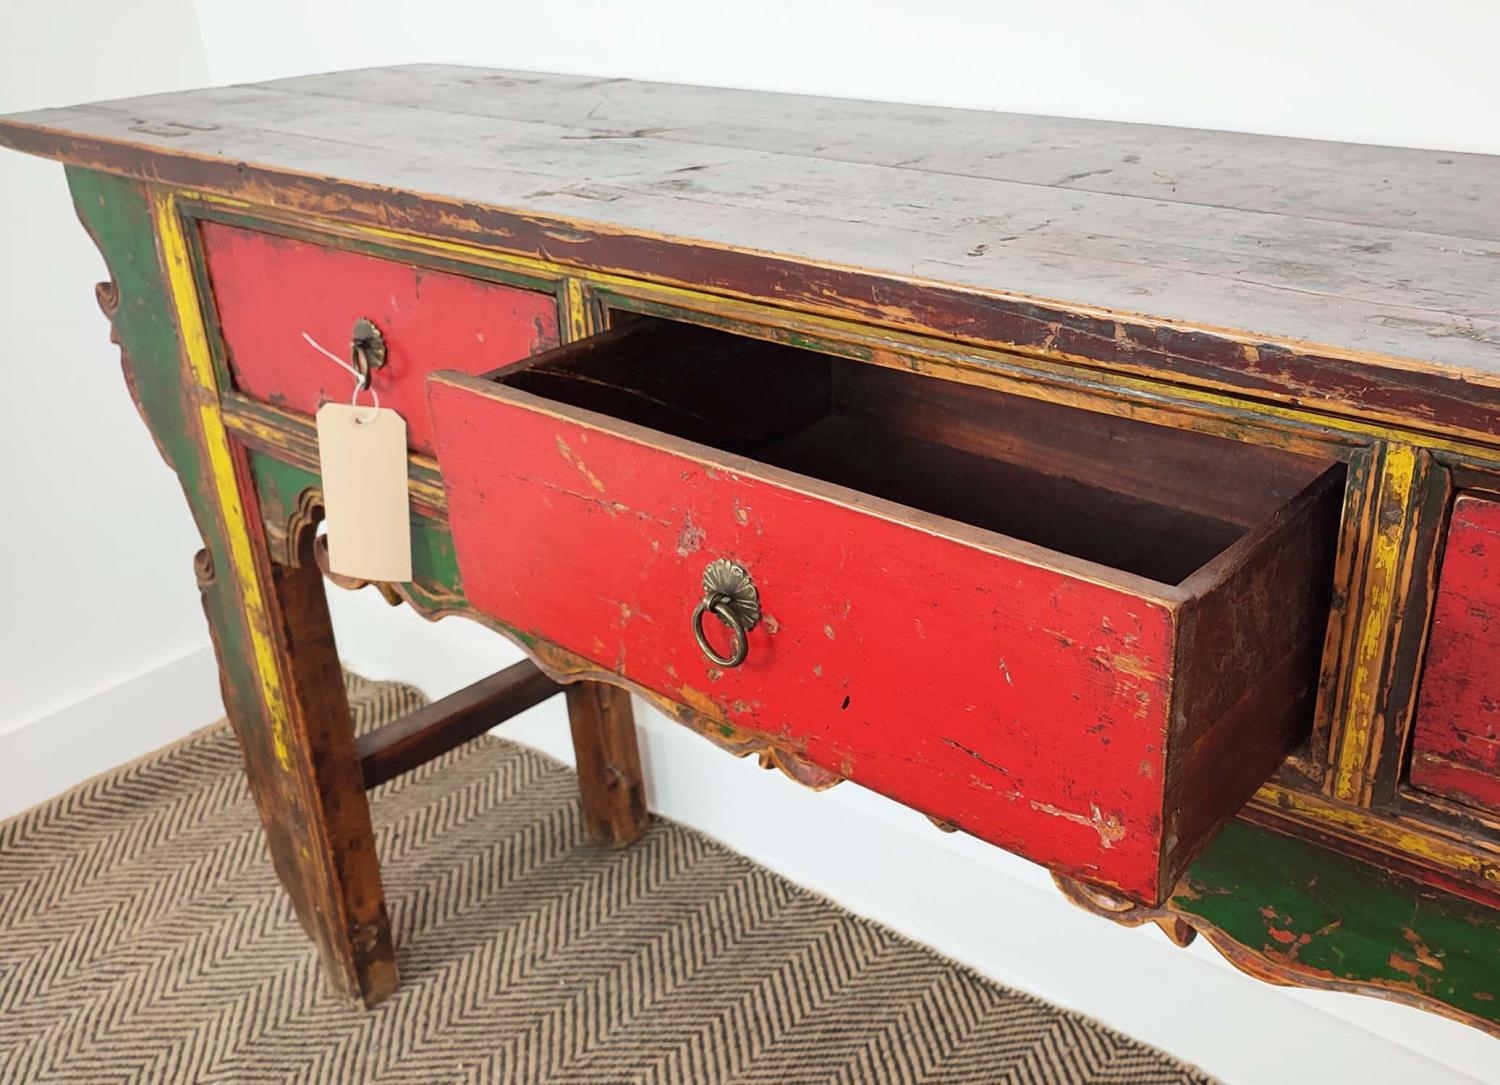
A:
3,66,1497,1034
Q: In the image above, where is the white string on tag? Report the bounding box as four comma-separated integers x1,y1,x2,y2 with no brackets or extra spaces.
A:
301,331,381,424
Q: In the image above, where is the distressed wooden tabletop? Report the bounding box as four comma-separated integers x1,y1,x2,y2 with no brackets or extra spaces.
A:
4,64,1498,433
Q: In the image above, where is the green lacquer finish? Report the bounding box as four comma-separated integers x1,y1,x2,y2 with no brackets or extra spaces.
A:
69,170,194,474
68,171,393,1002
247,454,315,531
245,450,549,650
67,168,260,711
247,452,465,595
1177,821,1500,1028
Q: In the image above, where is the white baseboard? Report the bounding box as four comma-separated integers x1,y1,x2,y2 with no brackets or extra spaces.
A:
0,643,225,821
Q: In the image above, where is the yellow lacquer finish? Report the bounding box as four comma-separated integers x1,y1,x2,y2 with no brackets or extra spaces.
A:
154,191,294,772
1332,445,1418,803
563,278,593,343
218,394,450,513
1257,783,1500,885
177,193,1500,459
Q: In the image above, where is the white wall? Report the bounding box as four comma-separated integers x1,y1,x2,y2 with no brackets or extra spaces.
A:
193,0,1500,154
4,3,1498,1081
0,3,225,782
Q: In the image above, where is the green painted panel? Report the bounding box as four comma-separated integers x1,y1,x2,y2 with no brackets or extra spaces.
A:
67,169,258,708
246,451,465,597
247,453,314,532
1178,820,1499,1026
68,170,195,476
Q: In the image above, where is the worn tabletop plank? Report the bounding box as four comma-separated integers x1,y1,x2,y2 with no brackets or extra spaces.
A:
3,65,1498,436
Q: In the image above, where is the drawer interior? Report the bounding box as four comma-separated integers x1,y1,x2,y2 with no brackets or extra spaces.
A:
495,318,1339,585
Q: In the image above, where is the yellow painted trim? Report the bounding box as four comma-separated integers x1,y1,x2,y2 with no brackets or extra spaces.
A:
173,191,1500,457
154,191,294,771
201,193,563,279
594,283,1384,449
220,395,449,512
163,183,1500,397
1332,445,1418,802
563,278,592,343
1257,783,1500,884
218,401,315,450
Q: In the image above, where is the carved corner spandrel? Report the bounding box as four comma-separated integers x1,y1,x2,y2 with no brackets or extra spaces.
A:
91,276,177,470
1053,873,1199,948
269,484,402,605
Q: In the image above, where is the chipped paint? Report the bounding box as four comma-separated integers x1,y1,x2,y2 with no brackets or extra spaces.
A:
1030,800,1126,849
155,193,295,773
1333,444,1417,802
675,683,720,719
555,435,606,492
1172,819,1500,1032
1101,650,1159,681
675,514,705,557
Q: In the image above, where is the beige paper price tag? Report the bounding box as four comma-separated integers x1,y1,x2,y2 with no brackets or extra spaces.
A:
316,403,412,583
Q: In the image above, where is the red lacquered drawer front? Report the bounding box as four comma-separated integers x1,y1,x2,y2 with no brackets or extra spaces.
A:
1410,493,1500,815
428,322,1341,903
200,222,560,453
436,383,1172,896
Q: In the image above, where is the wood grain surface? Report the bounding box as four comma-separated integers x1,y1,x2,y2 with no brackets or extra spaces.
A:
3,66,1499,437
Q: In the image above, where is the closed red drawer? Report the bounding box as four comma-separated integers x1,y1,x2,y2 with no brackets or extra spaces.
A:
1410,493,1500,815
200,222,560,453
428,320,1342,903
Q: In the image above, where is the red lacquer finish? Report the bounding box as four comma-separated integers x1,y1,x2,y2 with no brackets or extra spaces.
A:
1410,493,1500,815
429,378,1186,901
200,223,559,453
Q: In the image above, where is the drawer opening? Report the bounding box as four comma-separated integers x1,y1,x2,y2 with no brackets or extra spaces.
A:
494,317,1340,586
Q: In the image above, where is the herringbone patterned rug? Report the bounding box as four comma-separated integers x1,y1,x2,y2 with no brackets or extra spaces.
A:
1,674,1215,1084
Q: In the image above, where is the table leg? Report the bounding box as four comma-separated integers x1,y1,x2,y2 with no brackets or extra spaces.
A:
196,538,397,1006
565,682,649,846
73,172,398,1007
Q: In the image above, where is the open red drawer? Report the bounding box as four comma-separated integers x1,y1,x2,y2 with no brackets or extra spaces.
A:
428,319,1343,903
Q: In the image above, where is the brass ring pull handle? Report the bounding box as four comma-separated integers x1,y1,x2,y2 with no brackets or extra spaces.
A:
692,597,749,668
350,316,387,392
691,559,761,668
